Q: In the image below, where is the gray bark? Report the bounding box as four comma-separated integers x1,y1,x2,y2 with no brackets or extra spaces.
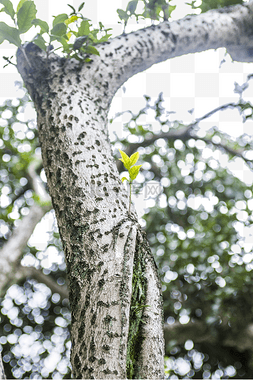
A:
96,0,253,96
16,39,165,377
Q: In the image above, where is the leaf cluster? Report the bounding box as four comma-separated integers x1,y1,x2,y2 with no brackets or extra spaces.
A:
0,0,112,62
119,149,142,183
117,0,176,31
119,0,244,31
197,0,243,12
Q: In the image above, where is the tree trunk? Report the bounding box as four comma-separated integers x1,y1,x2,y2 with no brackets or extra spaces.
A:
16,43,164,379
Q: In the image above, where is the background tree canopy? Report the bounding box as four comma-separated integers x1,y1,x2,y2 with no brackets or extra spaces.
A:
1,0,253,378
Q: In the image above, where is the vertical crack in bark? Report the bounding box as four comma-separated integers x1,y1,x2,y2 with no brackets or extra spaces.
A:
126,228,148,379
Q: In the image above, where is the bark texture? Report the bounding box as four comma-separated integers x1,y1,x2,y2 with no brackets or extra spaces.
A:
95,0,253,94
16,42,164,379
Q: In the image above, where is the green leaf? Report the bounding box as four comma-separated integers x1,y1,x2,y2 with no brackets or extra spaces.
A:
85,45,99,56
17,0,28,12
165,5,176,19
0,22,21,46
119,149,131,169
126,0,138,14
78,2,85,12
51,22,67,37
88,31,98,43
51,35,69,51
73,35,87,50
53,13,68,27
129,165,142,181
121,177,128,183
31,18,49,34
17,1,37,33
77,20,90,36
129,151,139,167
97,34,112,43
65,15,78,25
0,0,15,19
117,8,128,21
67,4,76,14
33,34,47,51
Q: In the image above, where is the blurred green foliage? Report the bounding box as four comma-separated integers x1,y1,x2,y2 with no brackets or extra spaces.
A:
0,88,38,245
117,0,244,31
199,0,243,12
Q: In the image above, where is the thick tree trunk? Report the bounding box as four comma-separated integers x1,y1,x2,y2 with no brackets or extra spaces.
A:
16,43,164,379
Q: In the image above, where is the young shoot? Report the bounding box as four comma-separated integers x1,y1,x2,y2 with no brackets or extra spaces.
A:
118,149,142,213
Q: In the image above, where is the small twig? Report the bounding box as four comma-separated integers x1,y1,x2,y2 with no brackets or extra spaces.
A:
3,56,17,68
129,181,132,213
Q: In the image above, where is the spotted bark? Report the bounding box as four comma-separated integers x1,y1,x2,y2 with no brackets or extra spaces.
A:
16,41,164,378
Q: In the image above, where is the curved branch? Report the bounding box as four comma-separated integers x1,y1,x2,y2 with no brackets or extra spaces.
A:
19,266,68,299
194,136,253,169
164,321,215,346
164,321,253,352
116,101,253,171
0,203,51,298
0,157,52,297
10,181,31,205
96,1,253,98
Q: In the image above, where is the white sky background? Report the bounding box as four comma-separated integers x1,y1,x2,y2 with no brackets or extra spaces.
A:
1,0,253,247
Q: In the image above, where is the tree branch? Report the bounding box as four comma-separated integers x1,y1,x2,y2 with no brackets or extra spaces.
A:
164,321,253,352
0,160,52,297
96,1,253,99
116,101,253,171
18,266,68,299
0,203,51,297
194,136,253,169
164,321,215,346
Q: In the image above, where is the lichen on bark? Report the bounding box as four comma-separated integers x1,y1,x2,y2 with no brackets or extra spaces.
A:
126,229,149,378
